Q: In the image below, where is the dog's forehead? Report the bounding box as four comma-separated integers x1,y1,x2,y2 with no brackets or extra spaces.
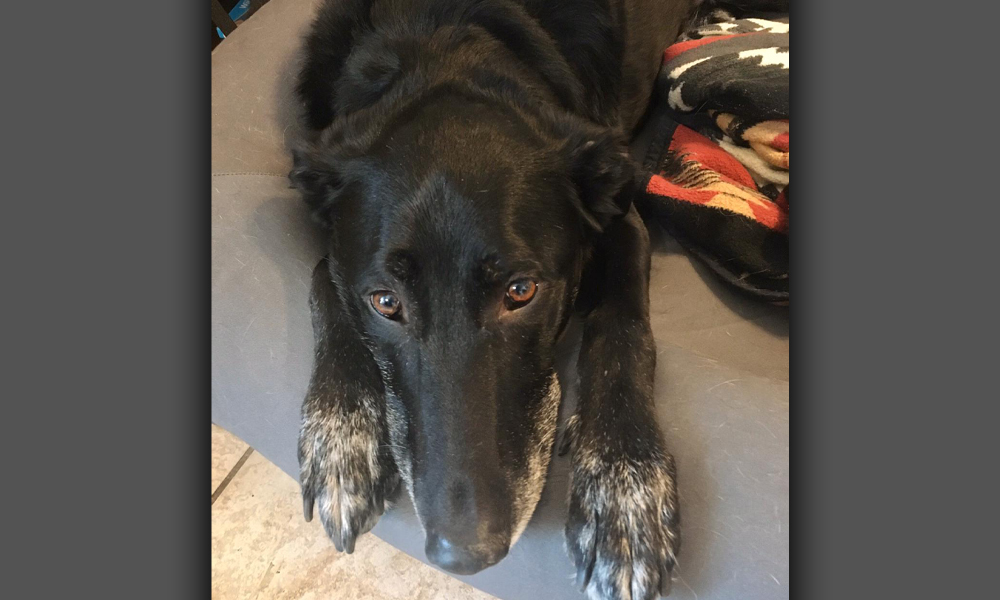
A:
340,91,581,283
368,88,550,181
380,173,535,279
357,159,581,287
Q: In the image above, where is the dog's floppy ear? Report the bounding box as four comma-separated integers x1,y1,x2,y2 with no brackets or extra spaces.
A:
289,149,344,228
563,129,637,232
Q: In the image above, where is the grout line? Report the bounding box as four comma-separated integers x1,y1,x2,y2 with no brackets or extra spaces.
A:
212,447,255,505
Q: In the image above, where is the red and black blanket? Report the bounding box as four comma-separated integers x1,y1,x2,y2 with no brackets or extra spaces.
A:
636,16,789,303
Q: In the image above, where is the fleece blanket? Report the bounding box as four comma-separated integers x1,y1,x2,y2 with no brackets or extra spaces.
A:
636,16,789,303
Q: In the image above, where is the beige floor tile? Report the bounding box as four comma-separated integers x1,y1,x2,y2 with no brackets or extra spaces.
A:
213,424,251,493
212,446,497,600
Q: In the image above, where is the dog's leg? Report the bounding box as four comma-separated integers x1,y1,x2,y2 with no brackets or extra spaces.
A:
562,207,680,600
298,257,400,553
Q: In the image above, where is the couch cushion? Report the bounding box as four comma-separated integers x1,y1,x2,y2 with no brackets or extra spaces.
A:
211,0,324,175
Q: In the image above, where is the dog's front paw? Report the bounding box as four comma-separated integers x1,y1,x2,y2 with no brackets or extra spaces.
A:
563,420,680,600
298,406,399,553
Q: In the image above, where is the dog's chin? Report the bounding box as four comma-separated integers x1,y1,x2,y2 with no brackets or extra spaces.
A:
510,371,562,545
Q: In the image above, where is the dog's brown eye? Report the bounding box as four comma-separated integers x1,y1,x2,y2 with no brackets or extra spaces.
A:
506,279,537,306
371,291,402,319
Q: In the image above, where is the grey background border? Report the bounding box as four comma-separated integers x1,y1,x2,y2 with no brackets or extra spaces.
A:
1,1,997,598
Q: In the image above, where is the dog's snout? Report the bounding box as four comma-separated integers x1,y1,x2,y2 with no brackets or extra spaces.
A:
425,532,509,575
418,476,512,574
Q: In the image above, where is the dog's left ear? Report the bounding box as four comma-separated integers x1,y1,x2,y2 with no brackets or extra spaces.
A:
564,130,637,232
289,148,344,229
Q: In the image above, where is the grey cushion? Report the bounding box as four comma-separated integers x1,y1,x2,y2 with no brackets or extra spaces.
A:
211,1,789,598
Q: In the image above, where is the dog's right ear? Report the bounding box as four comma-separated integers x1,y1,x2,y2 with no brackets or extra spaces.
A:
289,149,344,228
562,129,636,233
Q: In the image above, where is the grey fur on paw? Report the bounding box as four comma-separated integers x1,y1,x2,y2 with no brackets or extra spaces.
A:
298,406,400,554
564,432,680,600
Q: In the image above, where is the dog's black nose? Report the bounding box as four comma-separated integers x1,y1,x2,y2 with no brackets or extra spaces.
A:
425,533,509,575
415,466,513,574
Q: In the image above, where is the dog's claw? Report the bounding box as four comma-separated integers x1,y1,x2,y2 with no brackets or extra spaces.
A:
636,579,658,600
576,559,594,591
303,496,314,522
558,414,580,457
558,432,573,457
659,564,673,597
321,498,344,552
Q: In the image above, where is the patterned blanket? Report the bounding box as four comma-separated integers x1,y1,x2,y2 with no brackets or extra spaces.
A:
636,16,789,303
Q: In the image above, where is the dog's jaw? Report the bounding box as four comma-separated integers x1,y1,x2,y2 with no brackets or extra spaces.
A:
510,371,562,545
376,352,424,531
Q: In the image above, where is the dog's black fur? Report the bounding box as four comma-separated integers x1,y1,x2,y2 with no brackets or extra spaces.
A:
290,1,707,598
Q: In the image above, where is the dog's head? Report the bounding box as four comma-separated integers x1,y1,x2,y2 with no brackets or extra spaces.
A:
292,81,634,574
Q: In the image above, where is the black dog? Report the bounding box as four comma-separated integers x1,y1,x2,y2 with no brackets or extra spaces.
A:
291,1,702,598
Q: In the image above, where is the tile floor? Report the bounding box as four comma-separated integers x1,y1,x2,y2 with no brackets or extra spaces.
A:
212,424,497,600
